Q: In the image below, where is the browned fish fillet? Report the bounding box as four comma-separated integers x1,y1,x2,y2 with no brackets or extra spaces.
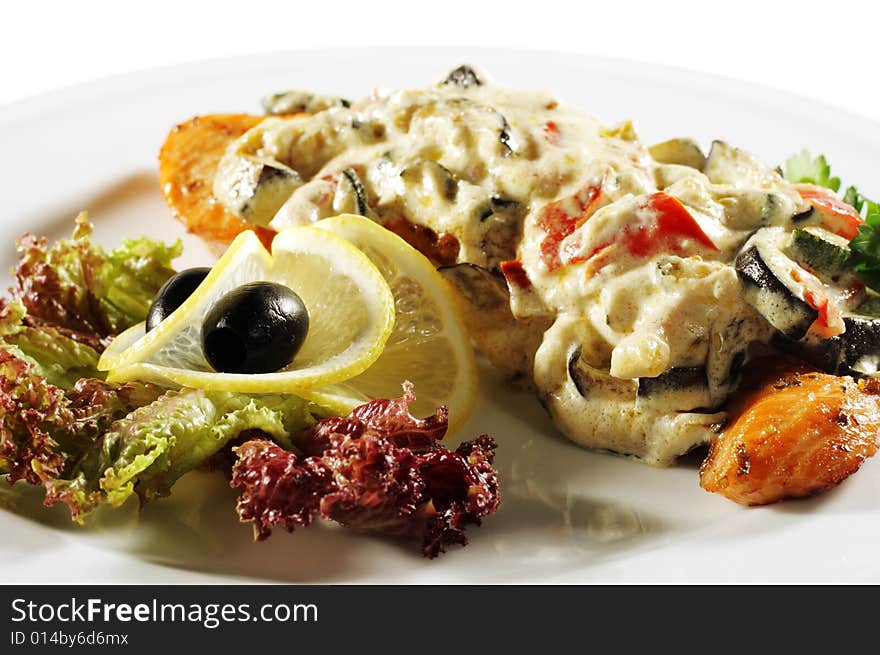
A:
700,364,880,505
158,113,277,254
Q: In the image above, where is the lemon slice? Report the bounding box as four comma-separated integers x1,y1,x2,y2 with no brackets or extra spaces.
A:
303,214,478,432
98,227,395,392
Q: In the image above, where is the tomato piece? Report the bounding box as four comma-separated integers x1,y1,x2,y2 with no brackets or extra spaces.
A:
254,226,277,251
537,181,606,271
794,270,846,338
795,184,864,240
624,193,717,257
543,121,561,146
500,260,532,289
383,216,460,267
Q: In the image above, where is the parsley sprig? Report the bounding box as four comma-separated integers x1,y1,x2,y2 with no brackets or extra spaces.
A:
783,150,880,290
784,149,841,191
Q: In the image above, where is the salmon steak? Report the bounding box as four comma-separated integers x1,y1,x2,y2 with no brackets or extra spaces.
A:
700,366,880,505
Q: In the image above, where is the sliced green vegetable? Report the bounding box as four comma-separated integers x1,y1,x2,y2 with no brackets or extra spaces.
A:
788,227,851,277
783,150,880,292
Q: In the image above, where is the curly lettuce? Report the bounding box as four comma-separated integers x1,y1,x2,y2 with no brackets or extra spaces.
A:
0,343,318,521
232,383,500,558
1,218,501,556
11,212,180,350
0,217,321,520
43,388,317,520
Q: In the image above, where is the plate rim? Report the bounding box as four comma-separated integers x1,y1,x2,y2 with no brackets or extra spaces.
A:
2,44,880,137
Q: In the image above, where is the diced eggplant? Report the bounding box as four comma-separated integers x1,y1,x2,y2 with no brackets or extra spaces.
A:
478,196,524,267
438,263,508,312
637,366,707,394
350,117,387,142
442,65,482,88
400,160,459,201
703,140,780,187
261,91,350,115
636,366,713,412
568,346,592,397
567,347,636,399
333,167,371,217
229,161,302,225
735,228,818,340
791,207,814,223
720,190,795,231
648,138,706,170
772,313,880,376
479,196,520,220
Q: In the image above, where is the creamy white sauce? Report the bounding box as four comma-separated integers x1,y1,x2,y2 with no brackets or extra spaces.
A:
213,70,836,465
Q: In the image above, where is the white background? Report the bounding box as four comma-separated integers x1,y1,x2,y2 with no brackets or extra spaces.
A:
3,0,880,122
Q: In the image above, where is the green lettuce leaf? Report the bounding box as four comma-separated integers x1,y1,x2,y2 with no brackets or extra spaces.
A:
95,233,182,333
44,389,318,520
12,212,180,349
0,213,180,390
0,349,165,488
0,308,101,388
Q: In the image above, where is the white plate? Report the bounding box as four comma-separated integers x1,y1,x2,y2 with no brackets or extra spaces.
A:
2,47,879,584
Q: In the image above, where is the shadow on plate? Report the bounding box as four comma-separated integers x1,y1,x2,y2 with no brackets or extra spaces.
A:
0,363,676,582
36,172,162,241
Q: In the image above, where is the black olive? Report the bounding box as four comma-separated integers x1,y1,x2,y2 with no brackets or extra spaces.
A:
201,281,309,374
146,267,212,332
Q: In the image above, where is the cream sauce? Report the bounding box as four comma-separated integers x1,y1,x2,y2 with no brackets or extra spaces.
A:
214,69,831,464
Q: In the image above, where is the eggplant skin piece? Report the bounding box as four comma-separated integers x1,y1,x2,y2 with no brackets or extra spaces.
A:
637,366,707,397
442,65,482,88
648,138,706,170
570,354,716,413
569,352,711,402
775,314,880,375
735,244,818,340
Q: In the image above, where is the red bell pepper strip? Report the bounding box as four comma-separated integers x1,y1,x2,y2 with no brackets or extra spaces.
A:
795,184,864,240
537,180,606,271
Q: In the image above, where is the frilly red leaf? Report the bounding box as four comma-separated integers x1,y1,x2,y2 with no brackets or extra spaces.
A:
231,383,499,558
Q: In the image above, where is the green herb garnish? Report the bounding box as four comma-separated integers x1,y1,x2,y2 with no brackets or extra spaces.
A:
784,149,841,191
784,151,880,290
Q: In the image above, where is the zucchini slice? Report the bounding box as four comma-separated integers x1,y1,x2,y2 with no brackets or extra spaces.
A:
261,91,349,115
735,228,818,340
787,227,851,277
648,138,706,170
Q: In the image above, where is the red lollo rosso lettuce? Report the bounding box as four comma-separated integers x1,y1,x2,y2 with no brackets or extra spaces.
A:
232,382,500,558
11,212,180,351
